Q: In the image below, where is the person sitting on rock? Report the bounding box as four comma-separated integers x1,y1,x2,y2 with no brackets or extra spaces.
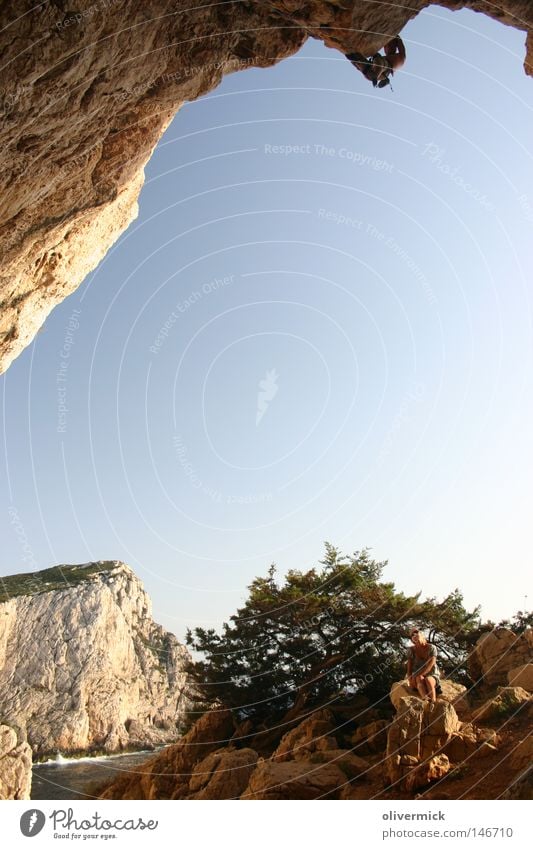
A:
345,35,406,89
407,628,441,704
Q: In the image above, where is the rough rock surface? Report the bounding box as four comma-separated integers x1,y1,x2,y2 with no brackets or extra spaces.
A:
469,628,533,687
0,1,532,373
99,708,235,799
100,677,533,799
272,709,338,761
443,722,499,762
507,663,533,691
189,747,259,799
391,678,469,715
351,719,389,754
385,695,460,790
0,724,32,800
0,561,190,756
242,759,347,799
508,734,533,773
472,687,531,724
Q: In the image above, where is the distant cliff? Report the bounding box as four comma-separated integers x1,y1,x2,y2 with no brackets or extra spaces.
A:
0,561,190,757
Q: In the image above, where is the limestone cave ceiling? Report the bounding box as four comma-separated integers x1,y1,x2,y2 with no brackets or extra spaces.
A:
0,1,531,374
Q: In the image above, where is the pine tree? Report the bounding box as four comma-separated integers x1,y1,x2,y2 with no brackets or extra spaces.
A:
186,544,482,722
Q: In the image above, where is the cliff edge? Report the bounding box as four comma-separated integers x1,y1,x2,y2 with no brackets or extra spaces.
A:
0,560,190,759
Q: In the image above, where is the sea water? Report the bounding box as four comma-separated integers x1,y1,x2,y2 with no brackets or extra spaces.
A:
31,750,160,800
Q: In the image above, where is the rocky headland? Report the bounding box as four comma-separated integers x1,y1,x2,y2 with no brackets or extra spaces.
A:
0,560,190,782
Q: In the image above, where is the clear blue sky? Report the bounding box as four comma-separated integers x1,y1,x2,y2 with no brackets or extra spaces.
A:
1,7,532,638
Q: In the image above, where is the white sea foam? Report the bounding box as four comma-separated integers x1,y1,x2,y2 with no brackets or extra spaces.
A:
36,749,158,767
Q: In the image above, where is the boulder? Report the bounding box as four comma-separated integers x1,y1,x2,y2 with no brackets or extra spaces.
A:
189,748,258,799
307,748,370,780
385,696,458,790
468,628,533,687
272,709,337,762
390,679,468,716
242,760,346,799
351,719,389,754
443,723,499,763
0,724,32,800
507,663,533,692
404,754,450,792
100,708,235,799
472,687,531,724
509,735,533,773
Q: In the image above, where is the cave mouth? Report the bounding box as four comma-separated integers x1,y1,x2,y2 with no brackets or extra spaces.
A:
0,3,532,631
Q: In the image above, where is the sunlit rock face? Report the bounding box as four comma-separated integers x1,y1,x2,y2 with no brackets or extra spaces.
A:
0,725,32,800
0,561,190,757
0,1,531,373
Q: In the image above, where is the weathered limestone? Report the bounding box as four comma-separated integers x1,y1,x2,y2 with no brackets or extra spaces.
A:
351,719,389,754
241,759,347,799
385,695,460,790
507,663,533,691
99,708,235,799
272,709,338,762
189,747,259,799
390,678,469,716
442,723,499,762
0,561,190,756
469,628,533,687
0,1,532,374
0,724,32,800
472,687,531,724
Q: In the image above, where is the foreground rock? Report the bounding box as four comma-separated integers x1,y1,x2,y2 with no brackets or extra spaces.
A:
509,734,533,773
0,2,532,374
507,663,533,691
472,687,531,724
100,676,533,800
99,709,235,799
501,766,533,800
0,561,190,757
468,628,533,687
242,760,347,800
386,696,460,791
272,709,339,762
351,719,389,755
0,724,32,800
190,748,259,800
390,679,469,716
443,723,499,762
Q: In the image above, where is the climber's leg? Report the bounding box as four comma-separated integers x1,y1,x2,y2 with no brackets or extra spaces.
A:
415,675,427,700
425,675,437,703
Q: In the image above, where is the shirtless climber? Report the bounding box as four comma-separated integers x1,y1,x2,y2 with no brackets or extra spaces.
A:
345,36,406,89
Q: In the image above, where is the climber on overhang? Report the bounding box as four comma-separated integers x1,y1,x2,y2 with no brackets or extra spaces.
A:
345,35,406,89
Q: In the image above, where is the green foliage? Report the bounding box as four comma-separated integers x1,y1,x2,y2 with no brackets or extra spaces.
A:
186,544,482,722
497,610,533,633
0,562,116,603
489,690,523,721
